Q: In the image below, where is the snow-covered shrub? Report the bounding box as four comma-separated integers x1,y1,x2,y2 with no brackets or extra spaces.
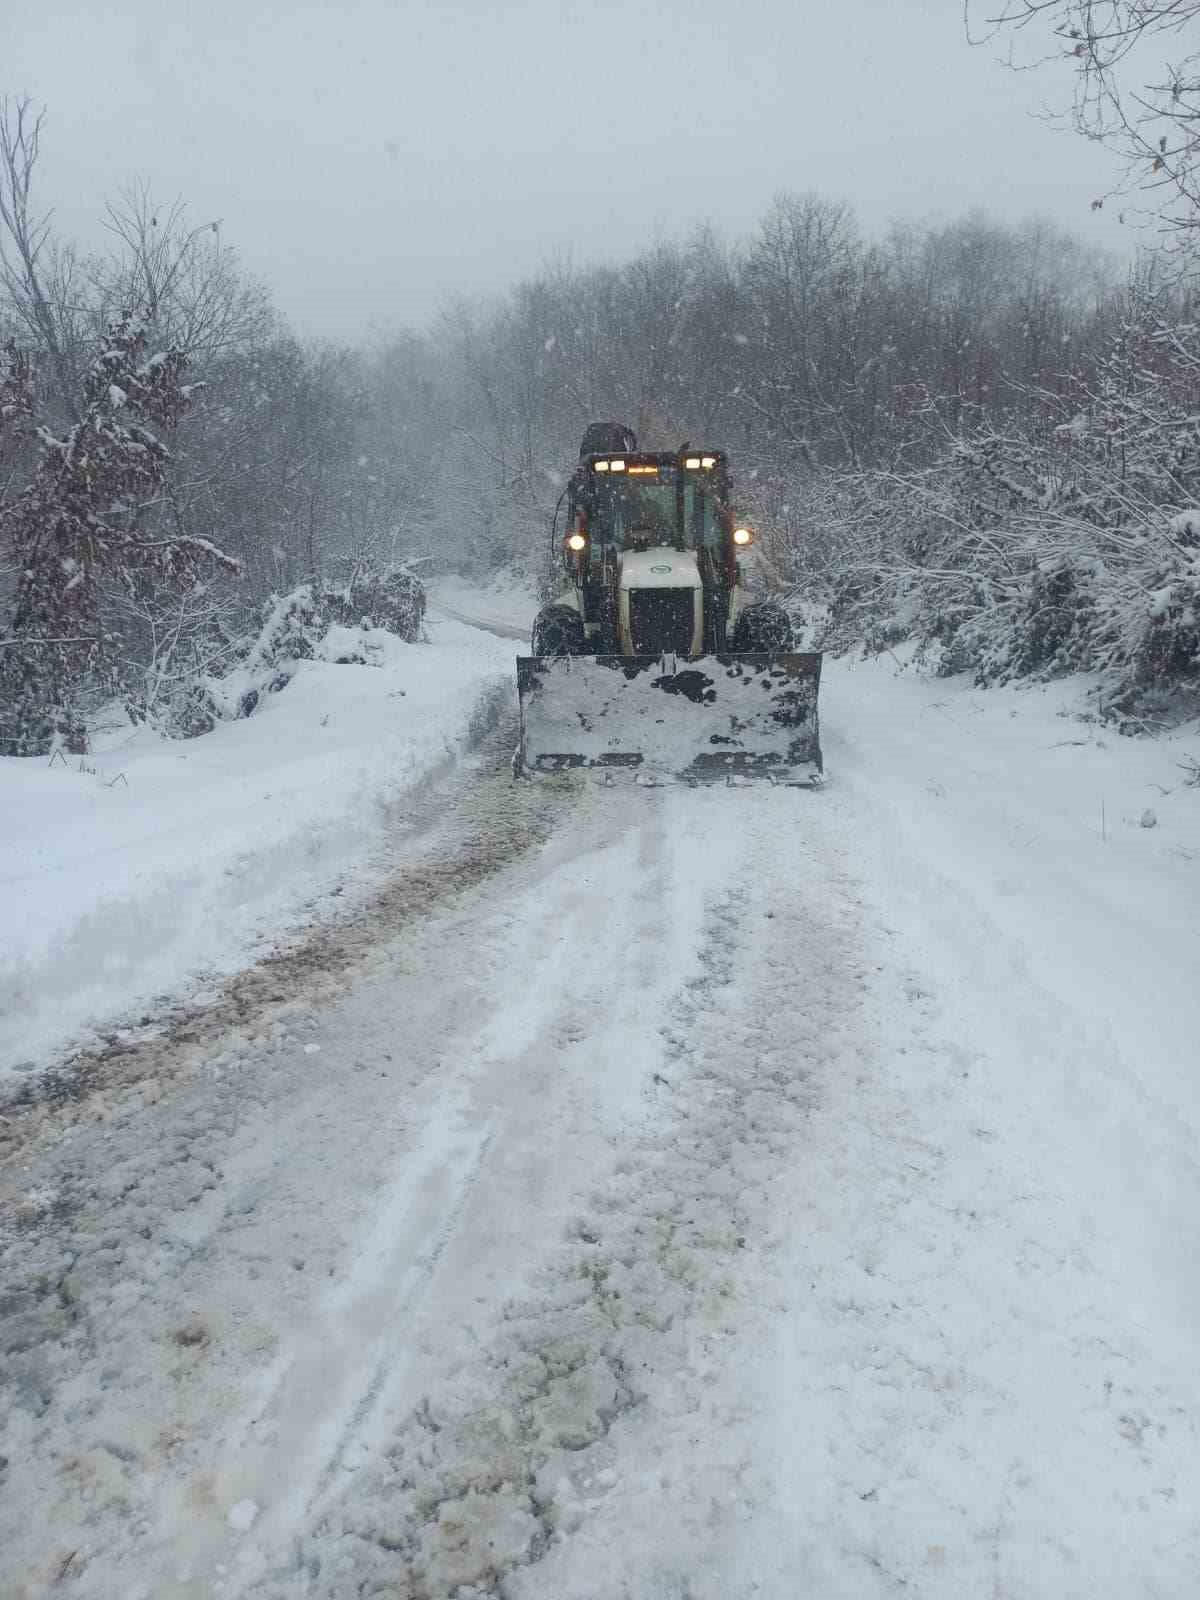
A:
1124,536,1200,685
313,623,387,665
320,565,425,642
198,585,323,723
941,555,1103,685
180,565,427,733
821,326,1200,694
781,591,835,650
760,297,1194,699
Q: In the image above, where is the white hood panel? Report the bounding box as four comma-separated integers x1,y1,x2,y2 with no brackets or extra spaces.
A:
618,547,703,591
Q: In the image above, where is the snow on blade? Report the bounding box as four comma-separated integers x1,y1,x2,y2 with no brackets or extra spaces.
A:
517,652,822,776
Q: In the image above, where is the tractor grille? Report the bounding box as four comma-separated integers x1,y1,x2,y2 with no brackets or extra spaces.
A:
629,588,694,657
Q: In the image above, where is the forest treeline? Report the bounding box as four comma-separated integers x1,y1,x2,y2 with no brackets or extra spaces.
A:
3,91,1199,753
420,197,1200,709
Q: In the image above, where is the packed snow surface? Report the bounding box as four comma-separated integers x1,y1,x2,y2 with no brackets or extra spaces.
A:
2,595,1199,1599
430,572,536,641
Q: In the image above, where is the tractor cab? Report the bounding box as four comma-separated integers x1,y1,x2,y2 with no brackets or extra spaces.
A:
568,450,736,559
552,445,759,659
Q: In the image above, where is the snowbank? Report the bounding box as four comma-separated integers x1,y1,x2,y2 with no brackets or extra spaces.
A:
0,616,516,1071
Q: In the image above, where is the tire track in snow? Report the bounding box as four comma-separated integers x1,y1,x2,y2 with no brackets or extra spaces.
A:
241,788,865,1600
0,710,563,1154
240,805,672,1560
162,1093,499,1599
117,790,683,1600
509,799,873,1600
0,720,590,1599
1,769,854,1600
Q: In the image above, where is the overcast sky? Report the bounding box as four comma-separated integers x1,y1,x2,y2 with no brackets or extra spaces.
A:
7,0,1131,342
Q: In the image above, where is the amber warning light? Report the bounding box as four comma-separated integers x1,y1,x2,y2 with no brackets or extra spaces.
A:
593,454,715,474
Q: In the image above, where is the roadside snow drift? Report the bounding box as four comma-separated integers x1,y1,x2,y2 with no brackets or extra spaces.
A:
0,615,514,1071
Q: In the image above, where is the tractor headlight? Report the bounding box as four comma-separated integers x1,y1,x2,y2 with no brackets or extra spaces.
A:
732,527,754,547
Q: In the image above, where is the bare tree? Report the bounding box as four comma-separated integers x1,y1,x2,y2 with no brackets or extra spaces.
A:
96,181,275,361
973,1,1200,239
0,96,90,420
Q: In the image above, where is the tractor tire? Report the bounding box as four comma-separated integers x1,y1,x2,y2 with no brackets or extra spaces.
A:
531,604,587,656
731,602,794,653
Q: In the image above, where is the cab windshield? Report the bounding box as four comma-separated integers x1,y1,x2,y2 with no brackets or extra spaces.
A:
586,468,724,551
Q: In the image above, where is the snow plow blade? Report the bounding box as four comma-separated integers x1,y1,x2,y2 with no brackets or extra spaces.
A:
516,653,822,783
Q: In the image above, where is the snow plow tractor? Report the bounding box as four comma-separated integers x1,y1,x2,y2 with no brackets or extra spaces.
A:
515,424,822,784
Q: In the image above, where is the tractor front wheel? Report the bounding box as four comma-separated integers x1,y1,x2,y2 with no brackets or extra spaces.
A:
531,604,587,656
731,602,794,653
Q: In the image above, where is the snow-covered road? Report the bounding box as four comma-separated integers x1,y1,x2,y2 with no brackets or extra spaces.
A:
3,623,1198,1598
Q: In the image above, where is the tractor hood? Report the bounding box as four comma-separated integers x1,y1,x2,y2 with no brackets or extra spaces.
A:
618,547,703,591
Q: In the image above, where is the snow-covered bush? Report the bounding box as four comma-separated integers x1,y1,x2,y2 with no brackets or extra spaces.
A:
325,565,425,642
781,591,835,651
846,490,1200,693
1124,522,1200,685
178,566,426,735
313,624,388,665
800,301,1200,698
199,586,324,724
